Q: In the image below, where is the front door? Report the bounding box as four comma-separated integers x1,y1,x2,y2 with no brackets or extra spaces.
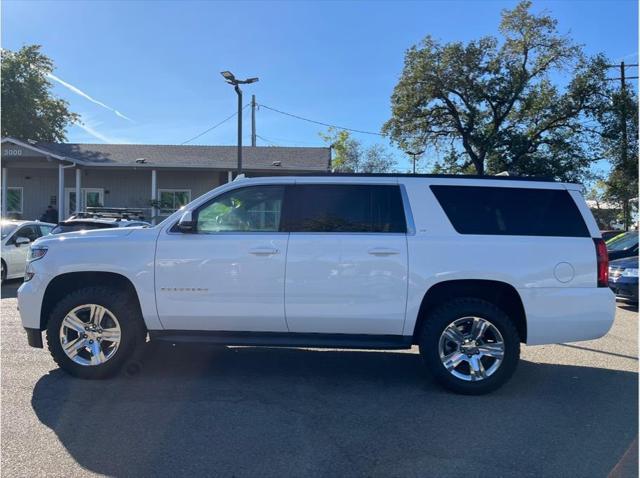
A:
284,183,409,335
155,183,290,331
65,188,104,217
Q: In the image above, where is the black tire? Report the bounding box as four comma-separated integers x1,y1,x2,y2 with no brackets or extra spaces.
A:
418,297,520,395
46,286,146,379
1,260,6,282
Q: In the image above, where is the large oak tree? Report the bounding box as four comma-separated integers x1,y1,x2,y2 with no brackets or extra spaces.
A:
383,1,607,180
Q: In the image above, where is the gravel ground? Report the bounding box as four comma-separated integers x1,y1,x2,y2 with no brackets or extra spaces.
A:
1,279,637,477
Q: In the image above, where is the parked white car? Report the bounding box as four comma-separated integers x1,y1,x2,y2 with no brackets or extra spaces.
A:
18,175,615,394
1,220,55,281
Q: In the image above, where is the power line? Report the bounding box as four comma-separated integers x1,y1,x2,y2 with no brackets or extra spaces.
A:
181,104,249,145
256,134,279,146
258,103,384,136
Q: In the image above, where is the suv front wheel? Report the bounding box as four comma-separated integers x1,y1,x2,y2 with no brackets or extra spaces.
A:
46,286,145,379
419,297,520,395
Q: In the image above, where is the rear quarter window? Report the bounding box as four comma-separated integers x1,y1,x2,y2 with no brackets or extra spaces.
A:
430,185,589,237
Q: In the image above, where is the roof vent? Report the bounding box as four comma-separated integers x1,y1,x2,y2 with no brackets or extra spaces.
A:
272,161,282,167
27,139,37,145
135,158,147,164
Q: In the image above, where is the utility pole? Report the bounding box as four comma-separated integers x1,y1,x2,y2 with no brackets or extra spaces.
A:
251,94,257,147
606,62,638,231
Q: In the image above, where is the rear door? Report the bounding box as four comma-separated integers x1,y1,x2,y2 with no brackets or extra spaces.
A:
284,182,409,335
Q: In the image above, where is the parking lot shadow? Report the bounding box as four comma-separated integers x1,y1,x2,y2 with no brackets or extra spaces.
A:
32,344,638,478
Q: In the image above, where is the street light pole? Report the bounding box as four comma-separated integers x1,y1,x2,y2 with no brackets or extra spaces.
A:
220,71,259,176
406,150,425,174
235,84,243,175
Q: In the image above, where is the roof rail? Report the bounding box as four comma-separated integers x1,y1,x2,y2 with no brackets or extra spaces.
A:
293,172,559,182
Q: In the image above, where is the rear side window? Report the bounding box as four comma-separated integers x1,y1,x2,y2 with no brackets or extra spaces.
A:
430,185,589,237
285,184,406,233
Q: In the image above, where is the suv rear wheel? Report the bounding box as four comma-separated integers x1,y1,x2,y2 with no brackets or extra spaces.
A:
419,297,520,395
46,286,145,379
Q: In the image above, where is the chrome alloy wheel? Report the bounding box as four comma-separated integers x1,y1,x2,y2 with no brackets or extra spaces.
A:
59,304,122,366
438,316,505,382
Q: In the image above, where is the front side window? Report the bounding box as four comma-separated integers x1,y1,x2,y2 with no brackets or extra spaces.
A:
14,225,39,242
159,190,191,215
285,184,407,233
7,187,22,213
195,185,285,233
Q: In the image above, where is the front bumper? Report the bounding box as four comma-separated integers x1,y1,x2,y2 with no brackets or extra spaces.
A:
17,272,50,332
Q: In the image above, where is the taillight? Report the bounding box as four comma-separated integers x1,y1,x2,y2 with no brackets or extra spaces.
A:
594,238,609,287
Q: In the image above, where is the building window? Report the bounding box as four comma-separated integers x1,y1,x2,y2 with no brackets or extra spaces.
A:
158,189,191,214
7,187,23,214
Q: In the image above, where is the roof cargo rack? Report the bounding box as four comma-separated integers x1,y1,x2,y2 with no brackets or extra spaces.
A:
73,207,146,221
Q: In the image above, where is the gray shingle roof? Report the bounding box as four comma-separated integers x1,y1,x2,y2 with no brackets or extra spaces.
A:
35,142,331,171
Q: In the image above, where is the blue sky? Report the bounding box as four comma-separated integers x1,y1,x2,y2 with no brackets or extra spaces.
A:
2,0,638,172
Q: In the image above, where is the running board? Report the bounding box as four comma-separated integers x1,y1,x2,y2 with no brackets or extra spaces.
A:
149,331,414,350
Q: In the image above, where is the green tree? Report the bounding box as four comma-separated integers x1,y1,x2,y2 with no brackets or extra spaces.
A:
320,128,396,173
1,45,79,142
383,1,607,180
596,87,638,230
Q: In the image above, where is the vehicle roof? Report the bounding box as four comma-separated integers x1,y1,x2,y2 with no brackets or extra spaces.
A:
1,220,55,226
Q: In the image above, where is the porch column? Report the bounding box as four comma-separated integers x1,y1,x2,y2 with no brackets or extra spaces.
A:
227,171,233,183
58,163,65,222
75,167,81,214
151,169,157,225
1,167,7,219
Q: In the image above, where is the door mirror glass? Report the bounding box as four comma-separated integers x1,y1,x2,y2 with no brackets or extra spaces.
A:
177,211,195,232
15,236,31,246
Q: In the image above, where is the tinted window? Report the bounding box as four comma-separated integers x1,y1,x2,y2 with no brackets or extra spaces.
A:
195,185,284,233
51,222,118,234
607,232,638,251
430,185,589,237
14,225,40,242
285,184,406,233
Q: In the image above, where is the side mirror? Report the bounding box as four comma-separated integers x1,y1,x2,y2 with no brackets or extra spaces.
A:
15,237,31,247
177,211,196,233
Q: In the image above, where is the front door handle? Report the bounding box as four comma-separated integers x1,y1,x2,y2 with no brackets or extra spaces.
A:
249,247,279,255
368,247,400,256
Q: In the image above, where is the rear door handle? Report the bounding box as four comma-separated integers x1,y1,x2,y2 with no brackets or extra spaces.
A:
249,247,279,255
368,247,400,256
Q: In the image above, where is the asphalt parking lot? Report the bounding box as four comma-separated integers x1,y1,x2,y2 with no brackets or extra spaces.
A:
1,279,637,478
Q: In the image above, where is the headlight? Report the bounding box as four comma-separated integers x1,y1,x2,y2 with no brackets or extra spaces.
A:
27,246,48,262
622,268,638,277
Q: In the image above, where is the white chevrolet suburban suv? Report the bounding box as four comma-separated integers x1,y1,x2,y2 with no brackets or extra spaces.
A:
18,174,615,394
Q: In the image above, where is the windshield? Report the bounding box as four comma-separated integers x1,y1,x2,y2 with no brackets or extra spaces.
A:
607,231,638,252
1,224,18,240
51,222,118,234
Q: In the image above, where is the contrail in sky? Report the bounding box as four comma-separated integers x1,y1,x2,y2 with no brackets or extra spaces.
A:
74,121,116,143
47,73,133,122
